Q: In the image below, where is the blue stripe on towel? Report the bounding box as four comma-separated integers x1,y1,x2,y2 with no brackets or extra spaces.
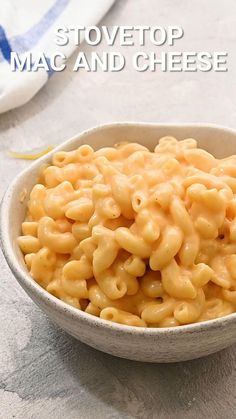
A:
0,26,12,62
45,57,55,77
0,25,55,77
0,0,70,64
11,0,70,53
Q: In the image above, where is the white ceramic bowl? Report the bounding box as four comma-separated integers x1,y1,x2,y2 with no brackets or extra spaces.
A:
1,122,236,363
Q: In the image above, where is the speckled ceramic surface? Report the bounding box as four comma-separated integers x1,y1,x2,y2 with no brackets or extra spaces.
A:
1,122,236,363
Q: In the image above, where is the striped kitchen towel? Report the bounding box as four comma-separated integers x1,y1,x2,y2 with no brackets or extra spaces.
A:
0,0,114,114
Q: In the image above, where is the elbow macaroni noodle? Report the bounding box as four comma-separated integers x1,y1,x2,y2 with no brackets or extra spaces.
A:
17,138,236,327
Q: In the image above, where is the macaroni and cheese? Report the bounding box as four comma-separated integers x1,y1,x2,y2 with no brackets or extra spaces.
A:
17,137,236,327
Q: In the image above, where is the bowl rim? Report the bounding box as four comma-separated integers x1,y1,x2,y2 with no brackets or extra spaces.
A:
1,120,236,336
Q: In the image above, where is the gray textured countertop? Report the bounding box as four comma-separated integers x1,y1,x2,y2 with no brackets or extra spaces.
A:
1,1,236,418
